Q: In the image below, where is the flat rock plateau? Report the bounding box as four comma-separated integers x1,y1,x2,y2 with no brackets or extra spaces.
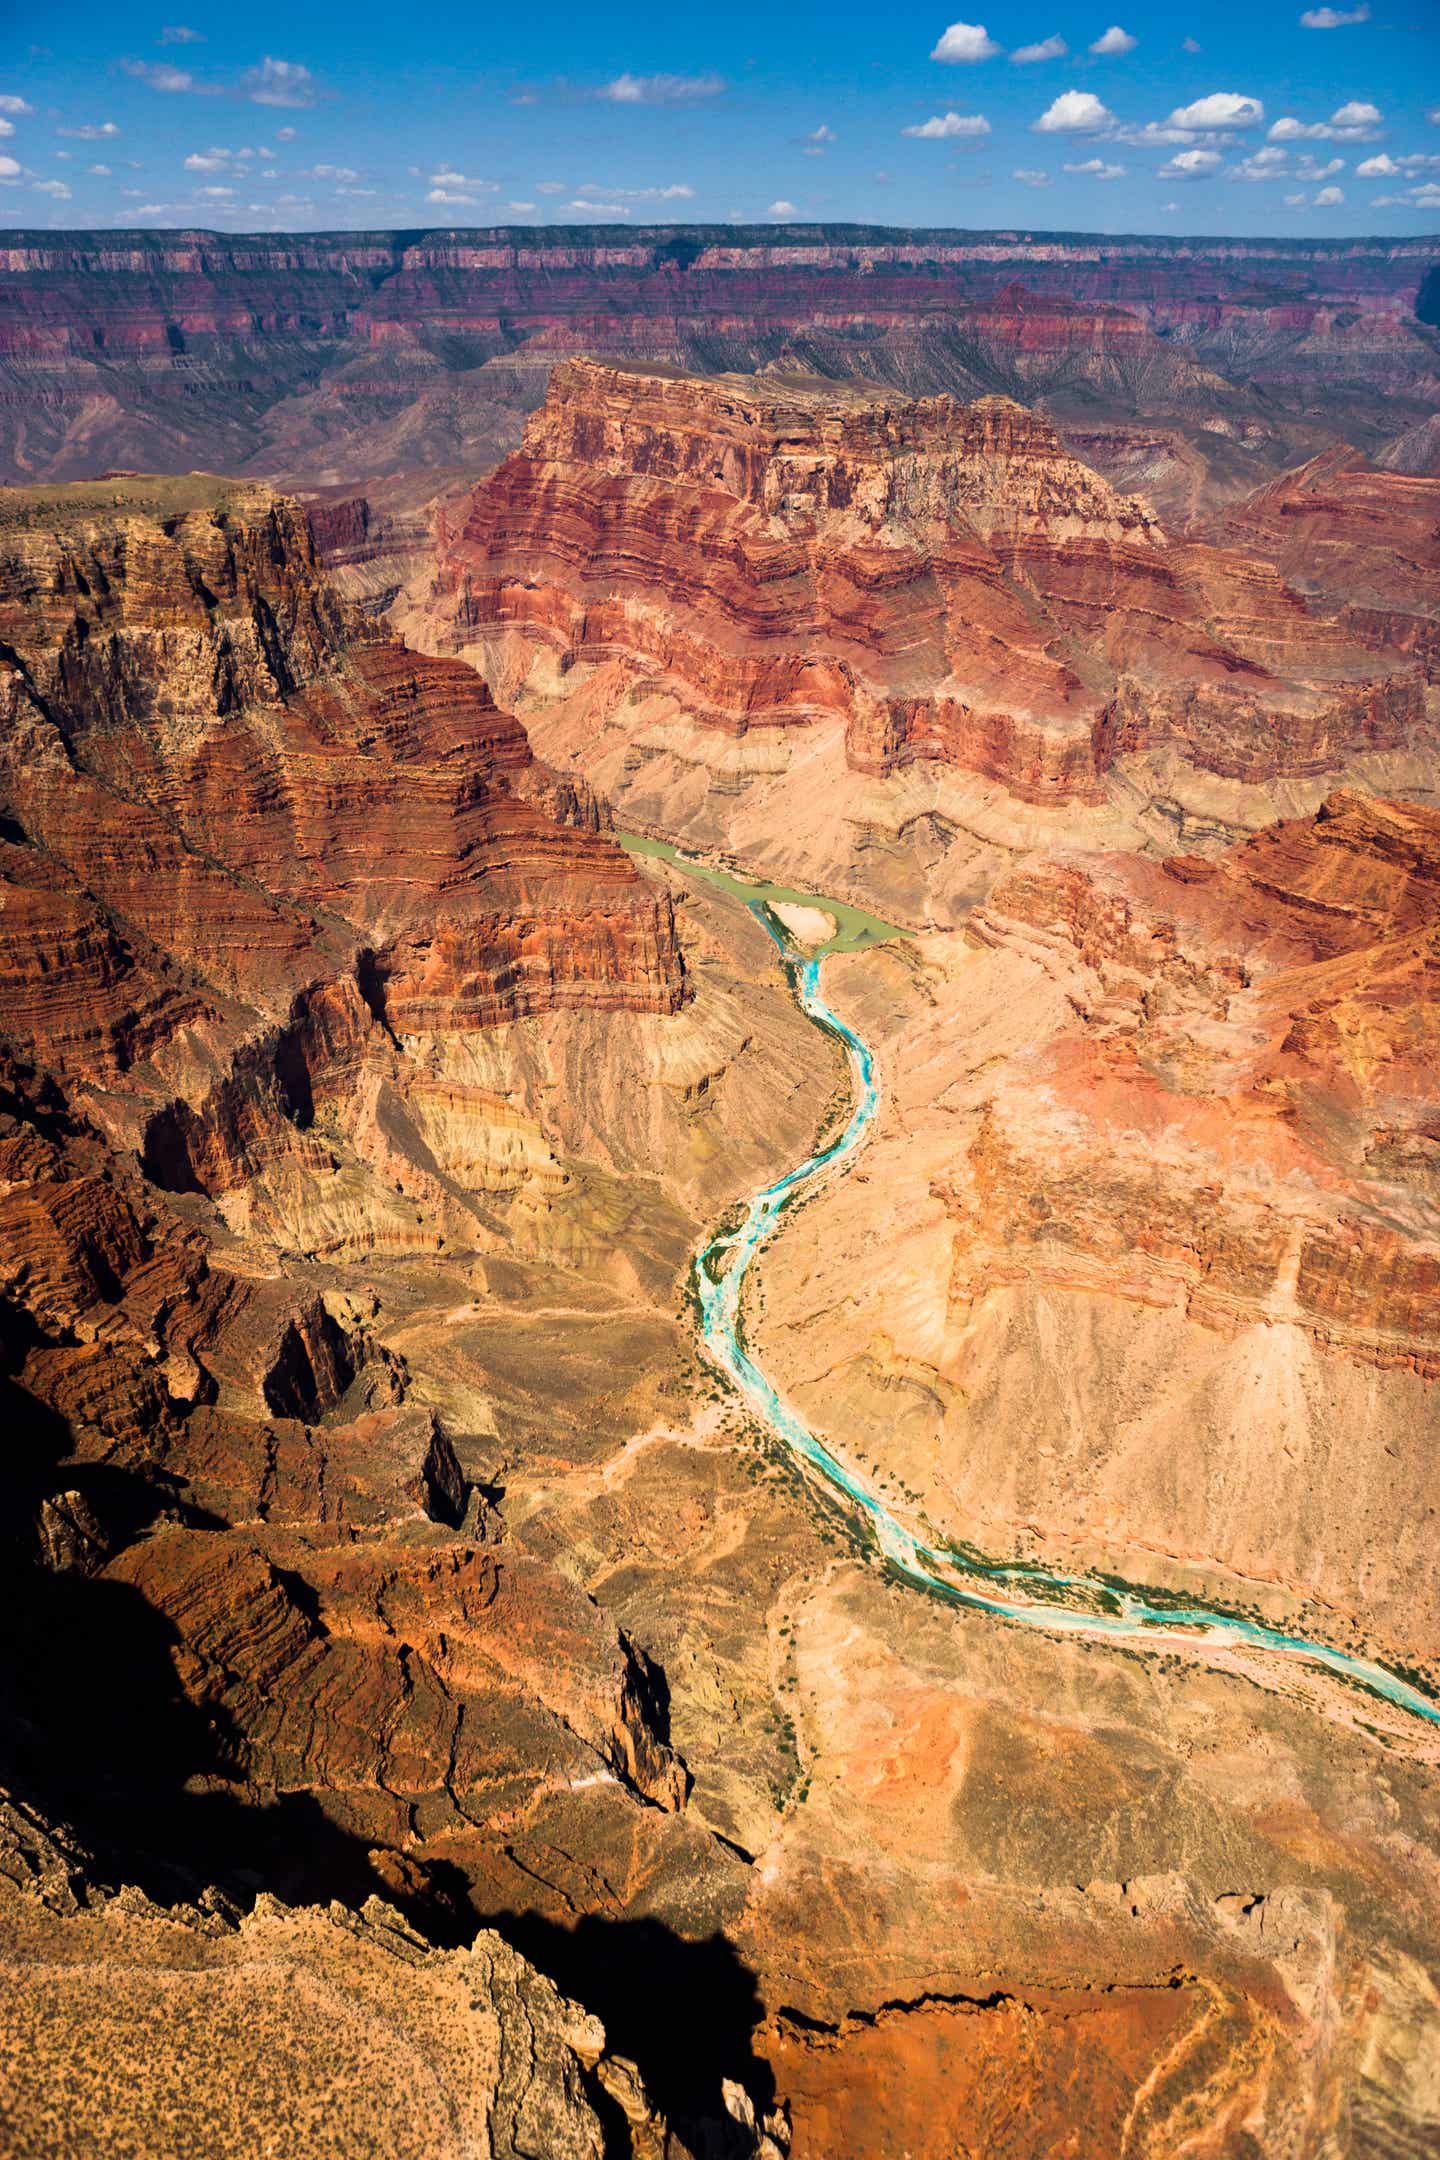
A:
2,228,1439,2158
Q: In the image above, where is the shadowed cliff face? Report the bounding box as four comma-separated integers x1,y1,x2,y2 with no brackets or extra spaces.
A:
0,226,1435,494
0,483,741,1940
0,480,797,2152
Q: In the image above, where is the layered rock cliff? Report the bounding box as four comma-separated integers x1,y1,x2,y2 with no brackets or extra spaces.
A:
0,480,792,2114
1212,446,1440,682
1,225,1434,491
955,791,1440,1378
752,790,1440,1669
413,361,1428,860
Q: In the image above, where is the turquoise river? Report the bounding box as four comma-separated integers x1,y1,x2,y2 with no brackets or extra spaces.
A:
619,832,1440,1731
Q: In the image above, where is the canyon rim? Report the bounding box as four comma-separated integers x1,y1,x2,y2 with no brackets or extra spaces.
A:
2,7,1440,2153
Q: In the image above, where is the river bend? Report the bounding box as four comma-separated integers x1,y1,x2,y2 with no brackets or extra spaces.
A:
681,879,1440,1734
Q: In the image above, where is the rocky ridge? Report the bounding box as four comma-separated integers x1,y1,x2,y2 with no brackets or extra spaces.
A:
0,225,1435,493
408,360,1430,902
0,478,806,2145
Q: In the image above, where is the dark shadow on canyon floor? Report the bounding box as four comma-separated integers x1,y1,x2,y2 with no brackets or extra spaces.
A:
0,1349,776,2151
492,1907,777,2132
0,1356,438,1928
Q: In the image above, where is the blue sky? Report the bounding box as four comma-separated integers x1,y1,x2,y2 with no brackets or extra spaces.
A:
1,2,1436,235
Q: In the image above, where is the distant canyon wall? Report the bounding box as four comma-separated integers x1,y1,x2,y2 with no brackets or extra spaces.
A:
0,224,1435,489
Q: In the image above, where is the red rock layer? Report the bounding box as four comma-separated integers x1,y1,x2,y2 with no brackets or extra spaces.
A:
427,359,1425,805
0,1044,728,1950
1213,446,1440,681
0,479,682,1066
1,228,1433,490
953,792,1440,1372
0,481,728,1943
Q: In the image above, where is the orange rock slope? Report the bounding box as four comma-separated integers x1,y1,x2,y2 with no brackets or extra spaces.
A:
957,790,1440,1375
0,477,754,1978
423,358,1428,810
1214,444,1440,682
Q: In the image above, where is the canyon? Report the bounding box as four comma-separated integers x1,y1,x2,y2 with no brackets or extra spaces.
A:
2,260,1439,2155
1,225,1437,503
406,357,1434,925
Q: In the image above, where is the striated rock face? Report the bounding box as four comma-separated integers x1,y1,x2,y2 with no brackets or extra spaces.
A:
1213,445,1440,682
0,479,756,2014
0,474,683,1056
417,359,1427,820
0,226,1434,492
954,792,1440,1377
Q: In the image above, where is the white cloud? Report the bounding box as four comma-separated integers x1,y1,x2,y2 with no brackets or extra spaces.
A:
0,155,19,181
1160,198,1180,209
0,97,33,115
1065,156,1125,178
241,58,320,108
766,199,798,215
87,162,111,175
1035,90,1114,132
1268,100,1381,141
931,22,1001,62
1161,147,1223,177
160,24,204,41
183,150,228,171
0,120,11,140
575,181,695,200
1011,35,1066,62
903,110,990,137
598,72,724,104
1356,151,1395,176
1012,166,1051,185
430,168,494,190
1090,25,1137,55
803,124,837,153
1228,147,1345,182
507,201,536,211
121,59,206,93
32,178,70,197
197,184,234,197
1314,184,1344,203
274,126,297,141
1168,92,1263,130
1112,120,1200,147
56,122,119,139
1284,191,1307,205
535,181,566,194
565,199,631,215
1368,178,1440,209
1230,145,1289,178
1300,4,1369,23
1182,36,1201,52
306,163,360,181
427,188,478,205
